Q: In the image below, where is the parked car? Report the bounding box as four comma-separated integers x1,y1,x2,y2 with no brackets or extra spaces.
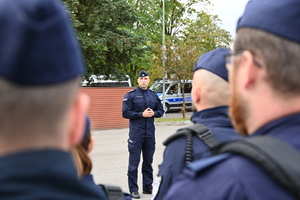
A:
149,79,192,112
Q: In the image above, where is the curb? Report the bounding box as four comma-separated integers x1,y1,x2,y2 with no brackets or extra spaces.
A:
155,121,192,126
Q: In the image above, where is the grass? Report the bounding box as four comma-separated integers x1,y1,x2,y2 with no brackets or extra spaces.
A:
155,117,190,123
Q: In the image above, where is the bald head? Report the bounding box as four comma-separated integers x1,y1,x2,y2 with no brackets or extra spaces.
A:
192,69,230,111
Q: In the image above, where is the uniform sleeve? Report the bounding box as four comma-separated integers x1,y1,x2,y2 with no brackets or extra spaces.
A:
122,92,143,119
154,94,164,118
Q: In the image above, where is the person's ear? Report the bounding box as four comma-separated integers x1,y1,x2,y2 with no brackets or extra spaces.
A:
68,92,90,147
195,88,201,103
88,136,95,153
192,86,201,104
240,51,260,90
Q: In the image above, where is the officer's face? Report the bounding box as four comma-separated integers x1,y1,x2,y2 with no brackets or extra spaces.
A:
137,76,150,90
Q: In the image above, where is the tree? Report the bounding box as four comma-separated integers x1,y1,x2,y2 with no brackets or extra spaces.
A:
151,11,232,117
128,0,232,116
127,0,231,79
62,0,150,83
152,37,196,118
127,0,211,82
182,11,232,52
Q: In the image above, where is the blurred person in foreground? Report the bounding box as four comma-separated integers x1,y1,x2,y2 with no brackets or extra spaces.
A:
0,0,106,199
71,115,132,200
163,0,300,199
152,48,241,200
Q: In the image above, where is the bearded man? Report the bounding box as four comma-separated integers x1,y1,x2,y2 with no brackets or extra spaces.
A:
153,48,241,200
163,0,300,199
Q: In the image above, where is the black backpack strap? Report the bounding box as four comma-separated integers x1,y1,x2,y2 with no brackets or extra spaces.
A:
184,124,219,149
163,124,219,148
99,184,124,200
163,124,219,164
213,136,300,199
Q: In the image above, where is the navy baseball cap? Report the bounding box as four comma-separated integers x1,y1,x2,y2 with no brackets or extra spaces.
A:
237,0,300,43
0,0,85,85
194,48,230,82
138,70,149,77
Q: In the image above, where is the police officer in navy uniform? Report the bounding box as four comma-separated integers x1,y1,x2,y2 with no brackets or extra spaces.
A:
0,0,107,199
163,0,300,199
122,70,164,199
152,48,241,200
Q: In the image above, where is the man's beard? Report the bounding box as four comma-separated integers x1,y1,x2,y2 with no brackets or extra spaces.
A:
229,75,249,135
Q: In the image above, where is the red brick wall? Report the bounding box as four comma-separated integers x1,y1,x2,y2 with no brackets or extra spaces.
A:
80,87,134,130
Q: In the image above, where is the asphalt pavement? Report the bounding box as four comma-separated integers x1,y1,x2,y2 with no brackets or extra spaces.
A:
90,111,193,200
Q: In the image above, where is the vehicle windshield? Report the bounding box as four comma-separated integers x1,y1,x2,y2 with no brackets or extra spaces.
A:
150,82,170,93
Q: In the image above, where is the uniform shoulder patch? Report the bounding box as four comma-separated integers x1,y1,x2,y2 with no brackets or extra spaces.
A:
123,89,136,102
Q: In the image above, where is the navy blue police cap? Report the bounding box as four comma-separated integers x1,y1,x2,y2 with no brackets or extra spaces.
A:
194,48,230,82
138,70,149,77
237,0,300,43
0,0,85,85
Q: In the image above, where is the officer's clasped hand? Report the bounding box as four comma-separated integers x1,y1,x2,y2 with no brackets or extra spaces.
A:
143,108,154,118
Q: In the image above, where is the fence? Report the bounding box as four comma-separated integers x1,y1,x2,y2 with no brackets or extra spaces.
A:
80,87,134,130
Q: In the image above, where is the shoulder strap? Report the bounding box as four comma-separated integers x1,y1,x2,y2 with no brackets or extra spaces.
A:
213,136,300,199
163,124,219,164
99,184,124,200
163,124,219,148
186,124,219,149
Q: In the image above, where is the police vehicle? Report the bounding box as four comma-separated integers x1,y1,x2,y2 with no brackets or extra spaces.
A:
149,79,192,112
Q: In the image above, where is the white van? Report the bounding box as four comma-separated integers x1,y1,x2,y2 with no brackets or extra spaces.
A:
149,79,192,112
81,75,132,87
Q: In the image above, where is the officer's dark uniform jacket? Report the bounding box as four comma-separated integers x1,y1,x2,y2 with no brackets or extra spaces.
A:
122,87,164,139
163,113,300,200
0,150,107,200
154,106,241,200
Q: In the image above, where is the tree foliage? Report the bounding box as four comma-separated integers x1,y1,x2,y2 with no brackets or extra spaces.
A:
62,0,150,82
128,0,231,80
148,5,232,116
62,0,232,90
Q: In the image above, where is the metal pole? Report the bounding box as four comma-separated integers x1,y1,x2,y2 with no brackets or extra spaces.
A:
162,0,166,118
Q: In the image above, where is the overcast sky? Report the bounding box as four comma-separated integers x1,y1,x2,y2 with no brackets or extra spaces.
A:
209,0,249,38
